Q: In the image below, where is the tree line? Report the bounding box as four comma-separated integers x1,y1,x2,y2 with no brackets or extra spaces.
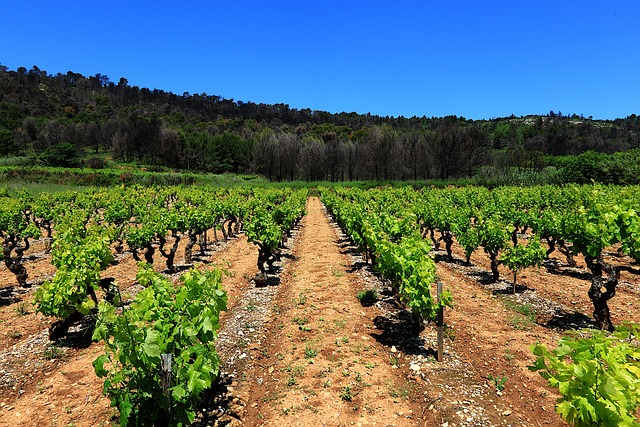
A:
1,64,639,182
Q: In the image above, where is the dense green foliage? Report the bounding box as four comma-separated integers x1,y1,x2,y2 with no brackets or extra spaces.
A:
20,185,304,324
5,182,639,333
530,325,640,426
2,178,640,424
93,265,227,426
34,221,113,319
321,187,451,324
0,193,42,285
245,188,307,273
551,150,640,185
322,184,640,424
0,166,199,187
500,237,546,291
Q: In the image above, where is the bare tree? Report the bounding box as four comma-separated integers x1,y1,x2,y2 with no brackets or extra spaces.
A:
280,132,301,181
111,128,132,162
400,130,429,180
368,125,399,180
323,132,346,182
299,137,326,181
252,131,278,180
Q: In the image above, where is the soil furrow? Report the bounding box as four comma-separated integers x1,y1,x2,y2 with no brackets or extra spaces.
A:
231,197,432,426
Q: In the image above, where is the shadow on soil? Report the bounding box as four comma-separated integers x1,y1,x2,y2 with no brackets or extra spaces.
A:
467,270,495,284
370,311,436,358
253,273,281,287
0,286,18,307
466,270,537,296
162,264,198,275
193,375,239,427
543,310,597,331
50,315,96,349
337,237,351,246
618,265,640,276
0,281,36,307
491,283,535,295
433,253,468,266
347,261,369,273
338,237,365,257
280,252,299,261
334,234,371,269
543,265,592,281
340,247,363,258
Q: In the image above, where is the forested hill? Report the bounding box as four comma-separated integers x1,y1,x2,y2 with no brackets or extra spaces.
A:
1,64,639,182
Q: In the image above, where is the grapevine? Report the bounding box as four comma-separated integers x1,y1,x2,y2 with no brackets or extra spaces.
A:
92,265,227,426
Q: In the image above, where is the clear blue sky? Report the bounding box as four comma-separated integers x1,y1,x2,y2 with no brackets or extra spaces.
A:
1,1,638,120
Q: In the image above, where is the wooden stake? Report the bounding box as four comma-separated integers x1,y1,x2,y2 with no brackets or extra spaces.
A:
437,281,444,362
161,353,172,397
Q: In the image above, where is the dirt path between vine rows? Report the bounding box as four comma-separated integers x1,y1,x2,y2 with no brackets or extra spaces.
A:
225,196,433,426
224,197,568,427
430,262,566,426
440,233,640,329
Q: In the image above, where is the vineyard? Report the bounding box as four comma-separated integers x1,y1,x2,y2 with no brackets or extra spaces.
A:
1,184,640,426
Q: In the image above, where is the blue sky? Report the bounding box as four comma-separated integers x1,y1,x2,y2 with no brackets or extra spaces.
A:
1,1,638,120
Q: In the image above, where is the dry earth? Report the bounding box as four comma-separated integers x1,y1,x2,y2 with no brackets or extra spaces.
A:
2,196,640,426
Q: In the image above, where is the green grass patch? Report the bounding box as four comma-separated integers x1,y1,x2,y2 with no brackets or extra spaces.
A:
503,299,537,329
356,289,378,306
386,380,415,399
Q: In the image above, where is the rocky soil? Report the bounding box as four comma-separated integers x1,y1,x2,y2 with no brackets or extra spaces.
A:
5,195,640,426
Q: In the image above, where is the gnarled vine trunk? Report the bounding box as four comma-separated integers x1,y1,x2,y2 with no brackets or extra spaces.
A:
585,255,617,332
545,236,556,258
430,229,441,250
442,231,454,261
3,236,29,286
159,235,180,273
49,310,84,340
227,217,236,238
220,221,228,240
486,249,500,282
184,232,197,264
558,241,577,267
511,226,519,247
143,243,155,265
41,221,53,254
198,230,207,255
256,243,280,274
